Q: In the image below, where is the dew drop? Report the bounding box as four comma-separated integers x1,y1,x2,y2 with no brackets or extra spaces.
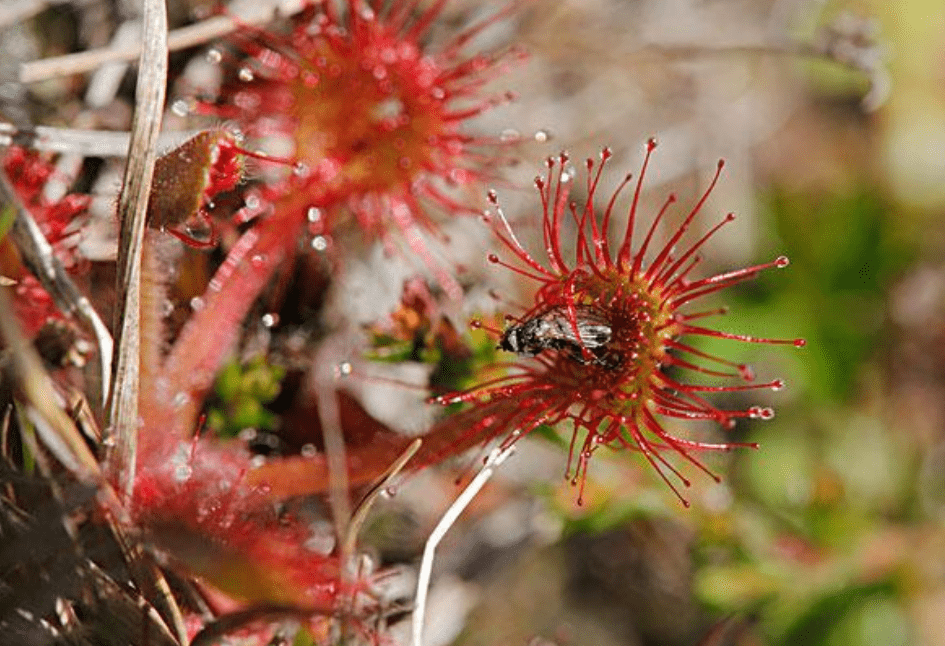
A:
500,128,520,142
161,299,174,317
383,485,398,498
307,206,323,222
173,464,193,482
261,312,279,328
304,526,335,555
250,254,266,268
249,455,266,469
723,418,737,430
487,253,499,264
750,406,775,420
794,338,807,347
244,194,261,210
189,296,205,311
206,48,222,64
293,162,310,177
238,67,254,82
171,391,190,409
534,129,550,143
738,364,755,381
771,379,786,391
238,428,258,442
469,319,482,329
300,443,318,458
337,361,353,377
486,189,498,204
775,255,790,268
311,235,328,251
171,99,190,117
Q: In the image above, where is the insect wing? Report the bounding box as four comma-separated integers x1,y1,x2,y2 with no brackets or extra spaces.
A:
545,307,612,349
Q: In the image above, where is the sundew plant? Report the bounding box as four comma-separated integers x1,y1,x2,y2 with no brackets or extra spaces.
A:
0,1,843,644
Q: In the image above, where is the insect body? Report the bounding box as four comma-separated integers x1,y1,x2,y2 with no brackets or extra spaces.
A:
499,306,616,366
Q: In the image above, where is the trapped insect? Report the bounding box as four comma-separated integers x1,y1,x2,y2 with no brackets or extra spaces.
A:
499,306,617,366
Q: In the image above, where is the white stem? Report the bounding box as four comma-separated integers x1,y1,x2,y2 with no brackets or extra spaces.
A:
411,444,515,646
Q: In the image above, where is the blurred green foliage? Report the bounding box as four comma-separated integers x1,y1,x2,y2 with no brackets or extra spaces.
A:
207,356,285,437
688,184,922,646
762,187,914,402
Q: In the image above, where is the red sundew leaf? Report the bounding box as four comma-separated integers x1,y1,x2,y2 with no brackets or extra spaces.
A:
7,275,61,337
3,148,91,247
245,390,418,499
132,436,350,611
1,147,90,337
147,130,247,249
433,143,803,505
201,1,525,299
141,191,309,448
247,390,549,500
3,146,51,196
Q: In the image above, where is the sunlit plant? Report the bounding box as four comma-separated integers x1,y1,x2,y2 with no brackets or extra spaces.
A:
434,141,805,504
201,0,523,296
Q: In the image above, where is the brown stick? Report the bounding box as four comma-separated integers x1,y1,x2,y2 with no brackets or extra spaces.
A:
106,0,168,501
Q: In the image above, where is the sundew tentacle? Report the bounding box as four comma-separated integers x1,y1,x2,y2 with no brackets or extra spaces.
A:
654,213,735,290
617,137,658,272
644,159,725,284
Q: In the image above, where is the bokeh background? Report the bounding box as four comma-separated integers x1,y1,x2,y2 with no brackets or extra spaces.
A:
5,0,945,644
403,1,945,644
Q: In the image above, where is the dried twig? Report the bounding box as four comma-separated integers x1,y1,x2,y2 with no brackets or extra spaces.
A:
0,123,199,158
18,0,305,84
344,438,422,560
105,0,168,500
0,174,113,408
0,289,100,480
411,444,515,646
191,604,315,646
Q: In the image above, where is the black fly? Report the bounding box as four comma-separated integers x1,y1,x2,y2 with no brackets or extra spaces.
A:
499,306,619,367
